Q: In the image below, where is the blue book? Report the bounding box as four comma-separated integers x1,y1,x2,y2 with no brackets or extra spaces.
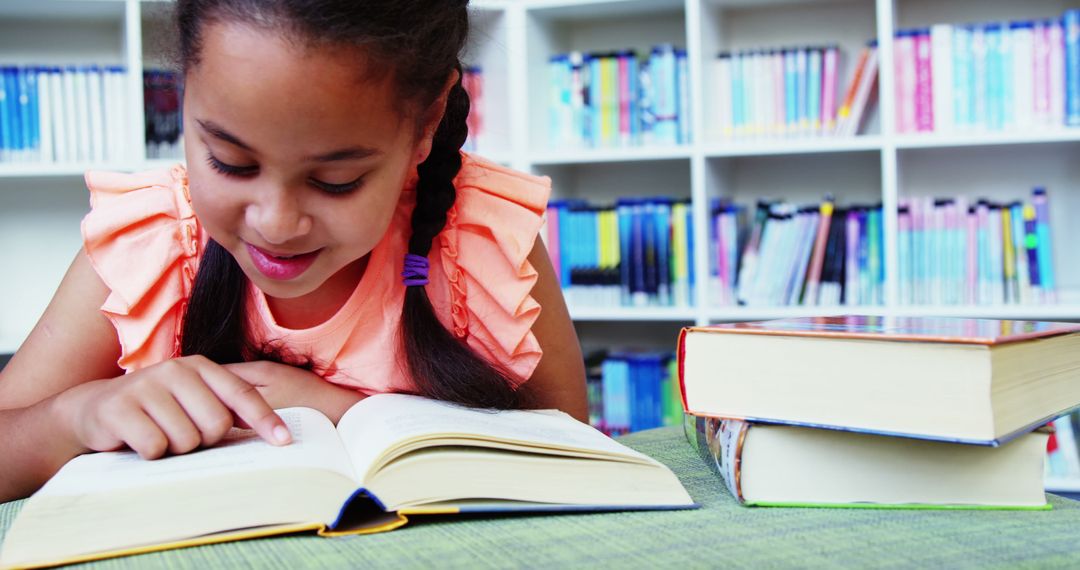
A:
602,356,630,434
587,54,601,147
654,199,672,305
952,26,973,129
1032,188,1055,297
617,200,634,304
731,53,744,134
630,202,646,304
0,67,9,159
642,201,658,301
25,67,40,159
676,49,690,144
1066,10,1080,126
857,209,870,303
4,68,22,158
784,50,797,133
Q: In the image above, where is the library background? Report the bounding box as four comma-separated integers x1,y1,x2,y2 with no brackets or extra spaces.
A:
0,0,1078,492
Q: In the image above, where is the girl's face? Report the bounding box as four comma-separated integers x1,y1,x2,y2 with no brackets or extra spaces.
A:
183,22,433,302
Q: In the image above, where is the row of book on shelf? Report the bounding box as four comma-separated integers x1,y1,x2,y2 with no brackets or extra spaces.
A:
711,41,879,140
584,350,682,437
679,315,1080,508
897,188,1057,306
0,65,130,164
548,44,691,149
896,10,1080,134
543,184,1060,309
713,198,884,307
544,198,696,308
716,186,1060,307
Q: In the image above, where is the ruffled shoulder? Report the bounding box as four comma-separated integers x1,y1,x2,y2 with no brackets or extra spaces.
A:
431,153,552,387
81,164,203,373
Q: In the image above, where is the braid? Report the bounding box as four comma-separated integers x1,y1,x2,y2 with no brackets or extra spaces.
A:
401,65,523,409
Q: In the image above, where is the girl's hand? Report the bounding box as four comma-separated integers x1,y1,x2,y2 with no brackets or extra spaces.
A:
223,360,365,425
57,355,292,460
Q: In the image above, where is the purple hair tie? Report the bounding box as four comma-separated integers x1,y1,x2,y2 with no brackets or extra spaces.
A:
402,253,430,287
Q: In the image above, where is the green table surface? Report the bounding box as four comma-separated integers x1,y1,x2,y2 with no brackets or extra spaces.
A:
3,426,1080,569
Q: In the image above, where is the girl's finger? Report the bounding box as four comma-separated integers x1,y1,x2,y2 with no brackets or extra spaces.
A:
168,374,239,447
139,387,204,455
189,357,292,446
104,404,170,460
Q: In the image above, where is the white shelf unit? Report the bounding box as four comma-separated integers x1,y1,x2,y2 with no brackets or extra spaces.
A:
2,0,1079,491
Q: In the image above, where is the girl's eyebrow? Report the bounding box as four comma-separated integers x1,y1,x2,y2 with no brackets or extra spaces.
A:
196,118,381,162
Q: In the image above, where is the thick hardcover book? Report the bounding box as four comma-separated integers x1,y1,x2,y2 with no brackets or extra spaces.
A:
684,414,1050,509
678,315,1080,445
0,395,696,569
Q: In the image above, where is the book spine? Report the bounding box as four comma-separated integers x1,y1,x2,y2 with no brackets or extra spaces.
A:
1034,22,1051,125
716,54,733,139
1032,188,1056,301
1048,20,1066,127
984,24,1004,131
684,414,746,504
915,30,934,132
931,24,954,133
1010,203,1031,304
618,53,631,147
677,49,690,144
1011,22,1035,130
1001,205,1017,304
845,209,859,305
1022,204,1042,301
971,26,988,130
1067,10,1080,126
808,47,823,134
821,46,839,134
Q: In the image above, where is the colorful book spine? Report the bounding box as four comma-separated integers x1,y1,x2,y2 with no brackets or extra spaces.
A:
914,30,934,132
821,46,839,134
1066,10,1080,126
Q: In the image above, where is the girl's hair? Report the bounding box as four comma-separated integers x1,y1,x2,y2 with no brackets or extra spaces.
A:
177,0,523,409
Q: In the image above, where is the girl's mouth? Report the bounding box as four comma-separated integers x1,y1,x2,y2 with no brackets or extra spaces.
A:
245,243,322,280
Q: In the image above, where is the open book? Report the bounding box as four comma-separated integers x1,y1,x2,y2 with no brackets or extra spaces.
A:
0,394,696,569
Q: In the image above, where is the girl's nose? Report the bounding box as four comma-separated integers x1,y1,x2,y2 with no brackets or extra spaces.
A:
246,187,313,245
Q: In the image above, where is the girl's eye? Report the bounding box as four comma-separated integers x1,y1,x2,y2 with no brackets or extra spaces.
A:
310,176,364,195
206,154,258,178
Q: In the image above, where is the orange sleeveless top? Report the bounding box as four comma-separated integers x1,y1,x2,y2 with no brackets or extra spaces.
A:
81,153,551,394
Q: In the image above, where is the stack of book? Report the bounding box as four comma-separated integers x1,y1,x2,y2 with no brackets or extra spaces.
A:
895,10,1080,134
679,315,1080,508
547,44,691,149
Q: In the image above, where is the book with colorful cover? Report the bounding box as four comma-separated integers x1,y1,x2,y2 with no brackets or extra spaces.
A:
0,394,696,569
678,315,1080,445
683,414,1051,510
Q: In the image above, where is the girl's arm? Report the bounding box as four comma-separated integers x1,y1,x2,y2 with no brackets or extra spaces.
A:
517,240,589,423
0,249,289,503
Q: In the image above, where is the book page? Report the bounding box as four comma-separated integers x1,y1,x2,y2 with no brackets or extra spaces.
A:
336,394,654,481
37,408,356,497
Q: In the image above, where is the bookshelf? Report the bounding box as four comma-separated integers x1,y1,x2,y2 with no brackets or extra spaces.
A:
2,0,1080,487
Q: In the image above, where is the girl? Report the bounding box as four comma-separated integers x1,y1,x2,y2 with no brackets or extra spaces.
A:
0,0,587,502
